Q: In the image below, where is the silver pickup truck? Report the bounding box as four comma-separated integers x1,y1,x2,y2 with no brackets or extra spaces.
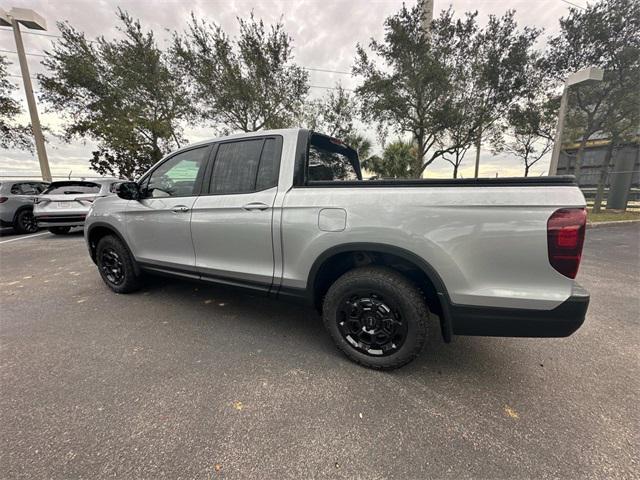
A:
85,128,589,369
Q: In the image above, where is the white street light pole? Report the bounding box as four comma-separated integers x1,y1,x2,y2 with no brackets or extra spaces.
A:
548,66,604,176
0,7,52,182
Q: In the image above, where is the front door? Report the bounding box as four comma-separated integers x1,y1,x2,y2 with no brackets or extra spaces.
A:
191,136,282,289
126,145,210,272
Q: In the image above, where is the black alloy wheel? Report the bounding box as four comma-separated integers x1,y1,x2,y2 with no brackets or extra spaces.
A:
100,247,125,285
15,210,38,234
322,266,429,370
337,293,408,356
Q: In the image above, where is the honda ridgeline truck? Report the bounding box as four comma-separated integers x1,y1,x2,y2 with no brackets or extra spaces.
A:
85,129,589,369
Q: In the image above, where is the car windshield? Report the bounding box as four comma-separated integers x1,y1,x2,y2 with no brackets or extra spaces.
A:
43,181,101,195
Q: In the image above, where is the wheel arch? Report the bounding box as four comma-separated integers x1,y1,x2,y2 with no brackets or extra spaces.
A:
12,204,34,223
86,222,139,274
306,242,453,342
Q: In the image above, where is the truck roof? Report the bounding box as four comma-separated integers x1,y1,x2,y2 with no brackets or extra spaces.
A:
186,128,302,151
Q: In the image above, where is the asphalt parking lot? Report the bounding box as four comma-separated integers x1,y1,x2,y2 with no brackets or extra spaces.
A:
1,224,638,479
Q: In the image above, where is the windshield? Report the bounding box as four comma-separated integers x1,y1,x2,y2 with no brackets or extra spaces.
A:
43,181,101,195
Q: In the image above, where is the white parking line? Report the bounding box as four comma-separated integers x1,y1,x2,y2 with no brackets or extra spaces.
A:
0,232,50,245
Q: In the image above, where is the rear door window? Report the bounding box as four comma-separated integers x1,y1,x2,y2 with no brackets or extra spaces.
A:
11,183,37,195
209,137,281,194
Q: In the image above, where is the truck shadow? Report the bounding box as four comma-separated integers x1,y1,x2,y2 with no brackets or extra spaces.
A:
139,273,533,382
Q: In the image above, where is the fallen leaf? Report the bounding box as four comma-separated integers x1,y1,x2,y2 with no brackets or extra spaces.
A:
504,405,519,419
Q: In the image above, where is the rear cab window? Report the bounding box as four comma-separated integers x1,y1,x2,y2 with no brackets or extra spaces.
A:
43,182,101,195
306,133,361,183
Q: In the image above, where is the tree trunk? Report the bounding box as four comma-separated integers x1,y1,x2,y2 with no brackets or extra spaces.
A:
593,139,616,213
524,164,529,177
415,132,425,179
453,164,458,179
573,137,589,183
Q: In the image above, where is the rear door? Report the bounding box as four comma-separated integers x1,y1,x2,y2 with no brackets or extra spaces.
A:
125,145,210,271
191,136,282,289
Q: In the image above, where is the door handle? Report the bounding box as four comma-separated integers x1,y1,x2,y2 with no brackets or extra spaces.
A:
172,206,190,213
242,202,269,211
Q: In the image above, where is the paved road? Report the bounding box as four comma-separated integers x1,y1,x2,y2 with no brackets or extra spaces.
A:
1,225,638,479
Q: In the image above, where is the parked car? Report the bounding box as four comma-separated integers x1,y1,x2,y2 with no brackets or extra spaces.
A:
0,180,49,233
34,179,121,234
84,129,589,370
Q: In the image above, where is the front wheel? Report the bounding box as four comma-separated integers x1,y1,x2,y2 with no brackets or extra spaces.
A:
96,235,142,293
322,266,430,370
14,209,38,234
48,226,71,235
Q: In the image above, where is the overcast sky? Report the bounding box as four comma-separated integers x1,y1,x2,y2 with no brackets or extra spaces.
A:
0,0,581,179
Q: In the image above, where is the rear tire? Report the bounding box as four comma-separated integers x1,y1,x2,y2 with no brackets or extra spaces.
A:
14,209,38,234
322,266,429,370
96,235,142,293
48,226,71,235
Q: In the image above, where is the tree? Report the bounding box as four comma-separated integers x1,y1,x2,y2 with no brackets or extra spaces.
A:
172,13,309,133
461,11,540,177
591,76,640,212
432,11,483,178
39,10,192,179
490,56,559,177
362,139,419,178
354,4,538,178
301,85,358,139
492,96,557,176
0,55,32,151
343,132,381,175
545,0,640,181
354,2,453,178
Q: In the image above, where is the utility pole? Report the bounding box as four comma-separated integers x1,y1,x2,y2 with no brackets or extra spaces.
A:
0,8,52,182
417,0,434,177
473,125,482,178
421,0,434,32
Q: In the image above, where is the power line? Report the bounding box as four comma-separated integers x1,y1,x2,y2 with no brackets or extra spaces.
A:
0,48,47,58
8,74,348,90
305,67,351,75
0,27,62,39
7,74,39,80
1,31,353,75
559,0,586,10
310,84,353,91
1,47,353,76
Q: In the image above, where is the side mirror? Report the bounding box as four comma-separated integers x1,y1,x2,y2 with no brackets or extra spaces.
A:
117,181,141,200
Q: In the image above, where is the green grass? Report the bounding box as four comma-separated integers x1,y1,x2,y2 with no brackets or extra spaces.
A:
587,208,640,223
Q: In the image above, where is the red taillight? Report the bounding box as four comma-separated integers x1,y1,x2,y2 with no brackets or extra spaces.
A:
0,197,7,204
547,208,587,279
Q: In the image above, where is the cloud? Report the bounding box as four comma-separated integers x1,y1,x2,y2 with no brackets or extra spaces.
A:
1,0,569,178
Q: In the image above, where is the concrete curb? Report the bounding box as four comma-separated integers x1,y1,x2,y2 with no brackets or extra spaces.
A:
587,219,640,229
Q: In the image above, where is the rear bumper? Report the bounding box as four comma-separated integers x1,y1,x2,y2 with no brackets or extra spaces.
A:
450,285,590,338
35,214,86,227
